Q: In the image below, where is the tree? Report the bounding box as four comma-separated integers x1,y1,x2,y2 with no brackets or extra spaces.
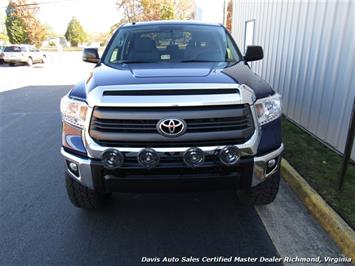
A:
65,17,87,47
0,33,9,43
5,0,46,46
161,2,174,20
5,1,28,44
226,0,233,32
0,12,8,43
87,32,110,46
116,0,143,23
115,0,194,24
43,22,56,38
172,0,194,20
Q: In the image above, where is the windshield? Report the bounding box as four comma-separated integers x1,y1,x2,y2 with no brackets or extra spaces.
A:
4,46,22,52
103,24,242,65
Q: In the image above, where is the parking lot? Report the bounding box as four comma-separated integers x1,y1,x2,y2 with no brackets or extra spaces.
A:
0,52,92,92
0,53,348,265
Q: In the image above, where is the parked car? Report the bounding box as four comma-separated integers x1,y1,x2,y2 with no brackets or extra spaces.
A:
3,45,46,66
61,21,283,209
0,45,6,64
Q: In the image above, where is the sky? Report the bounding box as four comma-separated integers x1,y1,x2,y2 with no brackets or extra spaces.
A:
195,0,224,24
0,0,225,35
0,0,122,34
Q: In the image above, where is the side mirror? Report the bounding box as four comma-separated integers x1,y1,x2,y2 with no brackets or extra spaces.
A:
82,48,100,63
244,45,263,62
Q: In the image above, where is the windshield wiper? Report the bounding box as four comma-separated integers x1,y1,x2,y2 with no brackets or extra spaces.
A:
177,59,220,63
115,60,157,64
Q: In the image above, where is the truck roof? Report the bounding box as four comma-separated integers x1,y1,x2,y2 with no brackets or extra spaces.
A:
121,20,222,28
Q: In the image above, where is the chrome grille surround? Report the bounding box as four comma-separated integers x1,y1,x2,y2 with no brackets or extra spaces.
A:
82,83,260,159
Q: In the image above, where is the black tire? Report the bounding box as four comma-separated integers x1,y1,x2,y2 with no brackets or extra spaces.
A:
237,170,280,205
65,172,111,209
9,63,15,66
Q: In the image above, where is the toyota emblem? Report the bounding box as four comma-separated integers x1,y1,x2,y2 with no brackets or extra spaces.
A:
157,118,186,137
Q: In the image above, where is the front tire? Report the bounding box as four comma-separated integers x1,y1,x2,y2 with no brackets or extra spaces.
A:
65,172,111,209
237,170,280,205
26,57,33,66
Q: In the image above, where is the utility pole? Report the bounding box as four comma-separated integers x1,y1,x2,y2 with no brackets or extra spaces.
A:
338,97,355,191
223,0,227,26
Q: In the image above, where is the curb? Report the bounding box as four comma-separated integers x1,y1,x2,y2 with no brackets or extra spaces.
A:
280,159,355,262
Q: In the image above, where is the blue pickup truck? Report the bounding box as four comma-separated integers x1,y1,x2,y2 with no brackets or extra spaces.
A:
60,21,283,209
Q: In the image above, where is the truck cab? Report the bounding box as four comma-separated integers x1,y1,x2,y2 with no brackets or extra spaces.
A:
60,21,283,209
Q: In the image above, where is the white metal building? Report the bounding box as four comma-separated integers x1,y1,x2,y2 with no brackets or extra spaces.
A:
232,0,355,159
195,0,225,24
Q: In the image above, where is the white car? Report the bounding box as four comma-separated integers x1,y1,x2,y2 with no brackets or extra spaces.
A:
3,45,46,66
0,45,6,64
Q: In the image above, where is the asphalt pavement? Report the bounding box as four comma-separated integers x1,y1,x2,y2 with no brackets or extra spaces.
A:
0,55,348,265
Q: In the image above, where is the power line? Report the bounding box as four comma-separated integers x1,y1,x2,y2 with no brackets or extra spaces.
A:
0,0,76,9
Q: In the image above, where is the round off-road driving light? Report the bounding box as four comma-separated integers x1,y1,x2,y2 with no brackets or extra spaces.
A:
266,158,277,175
137,148,160,168
68,162,78,173
101,149,124,169
267,159,276,168
219,145,241,166
183,147,205,168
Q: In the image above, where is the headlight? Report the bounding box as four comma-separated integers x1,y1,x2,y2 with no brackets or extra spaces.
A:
254,93,281,125
60,96,88,128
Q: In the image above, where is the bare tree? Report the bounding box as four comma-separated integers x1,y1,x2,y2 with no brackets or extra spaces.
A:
226,0,233,32
115,0,195,27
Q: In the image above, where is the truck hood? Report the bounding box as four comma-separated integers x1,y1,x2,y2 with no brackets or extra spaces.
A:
70,61,274,100
128,64,212,78
89,62,234,87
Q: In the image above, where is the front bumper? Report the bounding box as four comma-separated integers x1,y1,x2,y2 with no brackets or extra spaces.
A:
61,144,284,192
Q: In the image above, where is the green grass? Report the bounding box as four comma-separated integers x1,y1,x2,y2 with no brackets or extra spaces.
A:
282,116,355,229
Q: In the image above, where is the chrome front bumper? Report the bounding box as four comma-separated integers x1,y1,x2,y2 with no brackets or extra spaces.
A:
61,144,284,190
252,144,284,186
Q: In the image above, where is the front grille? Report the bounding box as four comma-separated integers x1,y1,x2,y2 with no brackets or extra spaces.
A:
89,105,255,147
91,117,250,134
186,117,250,132
91,119,157,133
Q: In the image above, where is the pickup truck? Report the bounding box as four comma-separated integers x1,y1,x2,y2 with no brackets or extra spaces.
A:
60,21,283,209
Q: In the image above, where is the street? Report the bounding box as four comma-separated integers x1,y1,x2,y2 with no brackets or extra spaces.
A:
0,53,347,265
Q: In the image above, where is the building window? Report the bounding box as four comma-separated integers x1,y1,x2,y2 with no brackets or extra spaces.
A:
244,20,255,52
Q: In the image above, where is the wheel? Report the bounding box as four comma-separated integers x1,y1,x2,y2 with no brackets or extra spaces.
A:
9,63,15,66
41,55,46,63
237,170,280,205
65,172,111,209
26,57,33,66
